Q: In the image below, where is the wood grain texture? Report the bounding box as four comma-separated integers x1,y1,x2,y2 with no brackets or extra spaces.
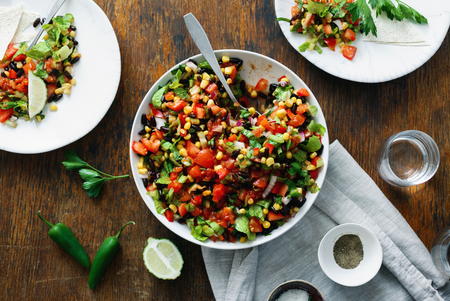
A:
1,0,449,299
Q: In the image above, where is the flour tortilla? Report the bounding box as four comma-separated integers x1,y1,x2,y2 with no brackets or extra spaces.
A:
363,10,429,46
0,7,39,44
0,5,23,58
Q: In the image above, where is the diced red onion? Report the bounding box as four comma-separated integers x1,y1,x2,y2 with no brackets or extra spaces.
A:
250,117,257,126
198,132,208,148
186,61,198,73
212,125,223,133
299,131,305,142
234,141,245,149
263,175,278,198
280,81,288,87
229,119,237,127
263,131,272,138
332,20,343,31
282,197,291,205
236,120,243,126
210,90,219,99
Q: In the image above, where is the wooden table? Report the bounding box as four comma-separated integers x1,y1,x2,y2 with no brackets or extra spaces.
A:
2,0,449,299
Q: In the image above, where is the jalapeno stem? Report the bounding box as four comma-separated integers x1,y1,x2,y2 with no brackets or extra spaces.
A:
37,210,54,228
114,221,135,239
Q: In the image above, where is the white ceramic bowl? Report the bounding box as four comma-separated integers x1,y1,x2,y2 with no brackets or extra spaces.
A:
129,49,329,250
318,223,383,286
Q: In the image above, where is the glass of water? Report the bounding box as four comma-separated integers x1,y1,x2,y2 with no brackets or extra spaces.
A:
431,227,450,277
376,130,440,187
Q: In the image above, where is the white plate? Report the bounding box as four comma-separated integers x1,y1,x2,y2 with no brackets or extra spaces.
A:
275,0,450,83
0,0,121,154
129,49,329,250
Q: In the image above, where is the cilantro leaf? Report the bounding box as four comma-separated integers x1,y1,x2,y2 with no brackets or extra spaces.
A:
347,0,377,36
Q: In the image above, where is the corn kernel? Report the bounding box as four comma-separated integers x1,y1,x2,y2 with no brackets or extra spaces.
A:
138,168,148,174
261,157,267,164
224,67,233,75
240,237,246,243
307,165,316,171
62,83,72,90
191,118,200,125
161,103,167,109
279,101,285,107
214,164,223,172
207,98,214,106
226,78,233,85
185,66,192,72
237,154,244,160
137,162,143,169
204,130,209,135
200,79,209,89
285,99,293,108
216,151,224,160
273,203,282,211
16,62,23,69
231,128,238,134
25,57,33,64
70,30,76,38
43,34,49,40
204,200,211,208
174,96,181,102
342,22,348,30
202,73,210,81
184,133,191,140
183,106,192,114
184,122,191,130
63,88,71,95
49,104,58,111
286,151,292,159
202,95,209,103
266,157,274,166
336,38,342,44
296,98,302,105
248,107,256,115
55,88,63,95
170,153,174,158
310,152,317,159
239,208,246,214
250,90,258,98
222,56,230,63
335,33,340,39
310,178,315,184
294,207,300,212
160,156,165,162
283,133,290,141
247,86,253,93
221,121,227,128
248,198,254,205
176,144,184,150
221,92,228,98
263,208,269,215
36,115,41,122
203,190,212,196
263,221,271,229
144,133,150,138
281,77,290,83
187,175,195,182
276,109,287,119
241,148,247,155
317,24,323,33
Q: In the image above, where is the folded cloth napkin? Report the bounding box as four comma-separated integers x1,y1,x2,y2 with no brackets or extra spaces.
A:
202,141,450,301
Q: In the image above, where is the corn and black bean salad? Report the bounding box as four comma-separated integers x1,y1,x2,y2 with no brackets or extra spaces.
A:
0,13,80,127
277,0,361,60
132,56,326,243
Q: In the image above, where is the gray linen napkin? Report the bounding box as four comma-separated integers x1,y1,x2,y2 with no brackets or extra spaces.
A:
201,141,450,301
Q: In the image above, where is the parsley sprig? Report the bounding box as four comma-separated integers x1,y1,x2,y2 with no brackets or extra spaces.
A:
62,150,129,197
348,0,428,37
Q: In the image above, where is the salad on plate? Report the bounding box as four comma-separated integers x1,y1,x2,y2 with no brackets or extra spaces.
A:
132,56,326,244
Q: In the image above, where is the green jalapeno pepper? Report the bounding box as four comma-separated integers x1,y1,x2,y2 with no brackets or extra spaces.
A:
37,210,90,268
88,221,135,289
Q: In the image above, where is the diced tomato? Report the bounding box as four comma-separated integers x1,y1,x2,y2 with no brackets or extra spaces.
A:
164,91,175,101
287,114,306,128
164,210,174,222
296,88,310,97
13,54,26,62
296,103,309,114
308,169,319,180
228,65,237,82
178,204,188,217
191,206,202,217
191,195,203,206
132,141,147,156
349,14,360,26
167,100,187,112
146,184,156,192
252,127,263,138
253,148,259,156
249,217,262,232
8,69,17,79
212,184,226,203
0,108,14,123
46,84,57,101
311,156,322,166
278,75,287,82
205,83,218,94
253,177,268,188
239,134,249,144
227,231,236,243
205,168,216,179
278,183,289,197
268,211,288,221
209,105,221,115
291,5,300,16
250,170,265,178
23,61,36,75
228,134,237,142
188,165,202,179
141,137,160,154
342,45,357,61
5,44,17,60
168,181,183,193
187,140,201,158
223,158,236,170
154,129,164,140
194,149,215,168
254,78,269,91
216,166,228,180
275,125,287,134
323,24,332,35
202,207,212,220
196,107,206,118
0,61,9,68
170,172,178,181
271,182,282,194
323,37,336,51
179,191,191,202
343,29,357,42
264,142,274,154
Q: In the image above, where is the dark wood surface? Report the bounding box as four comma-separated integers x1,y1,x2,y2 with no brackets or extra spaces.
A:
1,0,449,300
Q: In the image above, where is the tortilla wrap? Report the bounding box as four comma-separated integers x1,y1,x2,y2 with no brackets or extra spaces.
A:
0,7,39,44
0,5,23,58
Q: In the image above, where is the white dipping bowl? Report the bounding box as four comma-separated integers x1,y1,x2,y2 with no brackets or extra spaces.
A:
318,223,383,287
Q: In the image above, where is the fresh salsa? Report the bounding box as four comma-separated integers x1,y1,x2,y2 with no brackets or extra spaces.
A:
132,56,326,243
277,0,361,60
0,13,80,128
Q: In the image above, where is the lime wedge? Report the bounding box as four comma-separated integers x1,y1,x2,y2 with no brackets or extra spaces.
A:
143,237,183,280
28,71,47,119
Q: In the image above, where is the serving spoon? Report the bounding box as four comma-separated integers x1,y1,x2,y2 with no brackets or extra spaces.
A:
183,13,261,115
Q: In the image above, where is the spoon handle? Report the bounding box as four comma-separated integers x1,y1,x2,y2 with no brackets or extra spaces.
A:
183,13,243,110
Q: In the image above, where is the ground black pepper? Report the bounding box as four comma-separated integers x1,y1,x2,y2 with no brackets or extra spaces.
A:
333,234,364,269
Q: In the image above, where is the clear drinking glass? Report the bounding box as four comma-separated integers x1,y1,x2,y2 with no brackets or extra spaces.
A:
376,130,440,187
431,227,450,277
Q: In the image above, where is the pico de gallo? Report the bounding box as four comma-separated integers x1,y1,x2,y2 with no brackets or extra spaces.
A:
277,0,361,60
132,56,326,243
0,13,81,128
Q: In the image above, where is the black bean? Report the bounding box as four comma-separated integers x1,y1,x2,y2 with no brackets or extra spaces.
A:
158,190,165,201
150,115,157,127
188,113,196,119
70,56,80,65
222,230,229,241
243,123,251,130
239,80,246,93
4,66,9,71
229,58,243,69
72,39,79,46
218,86,225,92
231,149,241,159
146,118,152,128
221,114,228,121
138,129,146,135
148,158,155,171
316,145,324,156
63,70,73,79
238,171,250,179
257,92,267,99
281,143,287,153
208,107,213,117
299,197,307,208
290,13,301,24
49,69,59,77
191,124,202,132
269,83,278,93
1,72,7,78
263,148,269,158
70,25,77,31
290,103,298,114
282,205,289,216
142,178,149,188
300,96,306,102
9,61,18,72
227,221,231,228
198,68,207,74
265,98,272,108
40,18,46,25
239,99,248,108
271,206,279,215
141,113,147,125
33,18,41,28
48,93,58,103
54,94,63,102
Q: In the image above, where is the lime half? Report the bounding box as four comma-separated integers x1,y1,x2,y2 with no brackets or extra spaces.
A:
143,237,183,280
28,71,47,119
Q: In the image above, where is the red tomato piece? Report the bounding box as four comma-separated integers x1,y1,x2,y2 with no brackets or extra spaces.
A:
291,5,299,17
287,114,306,128
343,29,357,42
191,195,203,206
178,204,187,217
223,158,236,170
264,143,274,154
296,88,310,97
311,156,322,166
254,78,268,91
209,105,221,115
141,137,160,154
212,184,226,203
187,140,201,158
323,24,332,35
275,125,287,134
323,37,336,51
170,172,178,181
8,69,17,79
191,206,202,217
5,44,17,60
205,83,218,94
168,181,182,193
252,127,263,138
188,165,202,179
167,100,187,112
164,210,174,222
216,167,228,180
267,211,288,222
342,45,357,61
271,182,282,194
278,183,289,197
194,149,215,168
249,217,262,233
23,61,36,75
228,134,237,142
253,177,268,188
132,141,147,156
46,84,57,101
308,169,319,180
0,108,14,123
13,54,26,62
